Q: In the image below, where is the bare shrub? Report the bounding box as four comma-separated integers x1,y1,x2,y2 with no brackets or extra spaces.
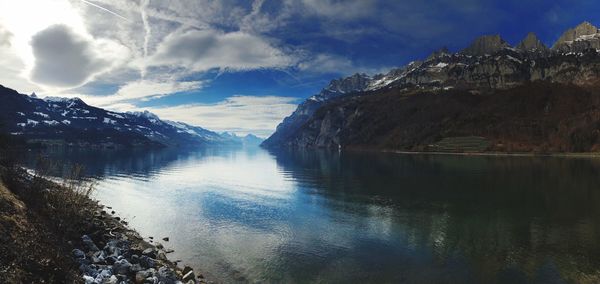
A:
31,156,97,236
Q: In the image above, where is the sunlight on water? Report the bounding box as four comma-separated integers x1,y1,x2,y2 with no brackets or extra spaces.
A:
23,147,600,283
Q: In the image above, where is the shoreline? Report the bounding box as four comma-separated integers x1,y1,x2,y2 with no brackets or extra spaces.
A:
264,145,600,159
379,149,600,158
0,166,207,284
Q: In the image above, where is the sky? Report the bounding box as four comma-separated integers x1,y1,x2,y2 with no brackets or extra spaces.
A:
0,0,599,137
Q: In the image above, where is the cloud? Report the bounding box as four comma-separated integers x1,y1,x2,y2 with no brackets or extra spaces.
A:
150,28,293,72
297,53,393,76
298,53,357,74
0,25,12,47
146,95,299,137
301,0,377,20
84,80,204,107
30,25,110,87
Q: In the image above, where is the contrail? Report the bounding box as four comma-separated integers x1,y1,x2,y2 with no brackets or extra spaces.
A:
139,0,152,78
80,0,130,22
141,0,151,60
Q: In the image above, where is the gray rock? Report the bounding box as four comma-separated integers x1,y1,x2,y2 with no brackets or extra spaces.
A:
130,263,144,273
156,252,167,261
182,266,196,283
157,266,178,284
162,237,169,242
113,259,132,275
105,256,118,265
79,264,98,278
516,32,548,52
104,275,118,284
82,235,99,252
142,248,156,258
553,21,599,51
83,275,95,284
94,269,112,283
72,249,86,259
136,268,156,283
139,255,156,269
91,250,106,264
461,34,510,56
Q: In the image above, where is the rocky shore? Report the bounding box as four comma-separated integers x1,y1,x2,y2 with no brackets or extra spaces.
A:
0,164,207,284
72,204,205,284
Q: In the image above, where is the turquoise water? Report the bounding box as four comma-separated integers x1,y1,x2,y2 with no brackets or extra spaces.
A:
26,147,600,283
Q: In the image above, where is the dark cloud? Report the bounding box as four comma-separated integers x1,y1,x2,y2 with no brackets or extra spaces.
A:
30,25,108,87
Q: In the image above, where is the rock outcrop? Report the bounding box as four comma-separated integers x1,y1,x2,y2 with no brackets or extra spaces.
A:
552,21,600,52
516,32,548,52
263,21,600,152
460,35,510,56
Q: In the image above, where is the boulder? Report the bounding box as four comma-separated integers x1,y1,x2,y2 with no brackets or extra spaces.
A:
157,251,167,261
139,255,156,269
182,266,196,283
113,259,132,275
157,266,178,284
82,235,99,252
72,249,86,259
142,248,157,258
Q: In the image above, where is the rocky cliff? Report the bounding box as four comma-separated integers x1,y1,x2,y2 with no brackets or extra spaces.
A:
263,21,600,152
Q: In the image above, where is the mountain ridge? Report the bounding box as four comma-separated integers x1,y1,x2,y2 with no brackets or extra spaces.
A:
0,84,245,148
262,21,600,152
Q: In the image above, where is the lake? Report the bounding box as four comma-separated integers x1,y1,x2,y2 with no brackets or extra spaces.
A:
23,147,600,283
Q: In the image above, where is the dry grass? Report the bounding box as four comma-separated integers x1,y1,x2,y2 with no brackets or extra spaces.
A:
29,155,97,237
0,154,97,283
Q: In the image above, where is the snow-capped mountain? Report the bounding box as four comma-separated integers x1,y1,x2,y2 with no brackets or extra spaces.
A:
262,21,600,149
0,85,242,148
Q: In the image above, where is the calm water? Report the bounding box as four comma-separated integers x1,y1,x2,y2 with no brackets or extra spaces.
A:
23,147,600,283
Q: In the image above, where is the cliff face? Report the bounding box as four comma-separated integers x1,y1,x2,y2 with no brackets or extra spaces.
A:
278,82,600,152
263,22,600,152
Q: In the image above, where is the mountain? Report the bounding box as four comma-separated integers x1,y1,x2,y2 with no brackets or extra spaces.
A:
0,84,241,148
552,21,600,52
218,132,264,147
263,21,600,152
516,32,548,52
460,35,510,56
241,134,264,146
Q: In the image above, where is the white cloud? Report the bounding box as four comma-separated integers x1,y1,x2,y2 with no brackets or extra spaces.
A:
146,96,299,137
298,53,393,76
298,54,356,74
83,80,204,107
0,25,11,47
301,0,377,20
151,28,293,72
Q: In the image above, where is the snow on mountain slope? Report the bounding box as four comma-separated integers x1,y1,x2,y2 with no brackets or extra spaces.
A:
0,85,242,148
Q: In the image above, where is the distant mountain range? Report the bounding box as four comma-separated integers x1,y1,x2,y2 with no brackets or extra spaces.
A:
0,85,262,148
262,22,600,152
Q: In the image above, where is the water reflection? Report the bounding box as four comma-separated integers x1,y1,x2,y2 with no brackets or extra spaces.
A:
22,147,600,283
